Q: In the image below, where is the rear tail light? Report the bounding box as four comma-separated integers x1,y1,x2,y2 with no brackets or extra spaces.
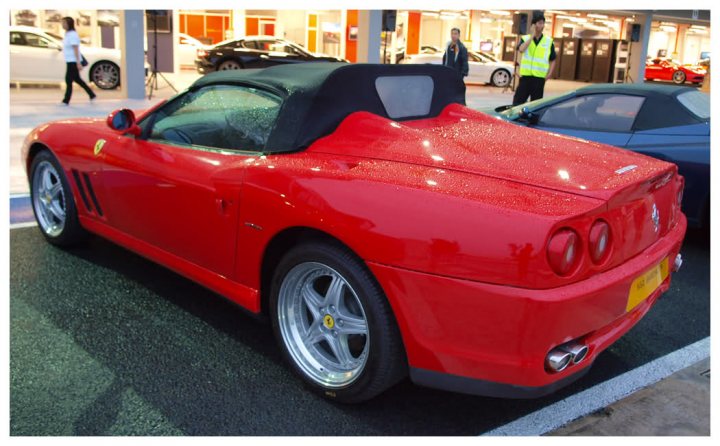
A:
588,220,611,264
547,229,580,276
197,49,208,58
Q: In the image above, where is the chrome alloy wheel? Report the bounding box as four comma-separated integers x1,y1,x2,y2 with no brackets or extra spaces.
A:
91,62,120,89
219,60,242,70
32,160,66,237
492,69,511,87
278,262,370,388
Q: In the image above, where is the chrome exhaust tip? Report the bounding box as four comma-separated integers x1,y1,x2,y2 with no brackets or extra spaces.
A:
560,342,589,364
546,350,572,372
674,254,683,272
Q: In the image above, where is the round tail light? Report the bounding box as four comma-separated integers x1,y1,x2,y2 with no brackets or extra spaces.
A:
547,229,580,276
589,220,611,264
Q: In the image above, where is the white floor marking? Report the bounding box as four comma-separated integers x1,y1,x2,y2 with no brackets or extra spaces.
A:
483,336,710,436
10,222,38,230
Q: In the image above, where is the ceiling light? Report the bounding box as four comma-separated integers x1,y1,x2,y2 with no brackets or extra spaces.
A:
489,10,511,16
587,13,609,19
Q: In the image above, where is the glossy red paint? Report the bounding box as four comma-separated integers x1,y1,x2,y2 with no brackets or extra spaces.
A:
22,100,687,395
644,58,706,83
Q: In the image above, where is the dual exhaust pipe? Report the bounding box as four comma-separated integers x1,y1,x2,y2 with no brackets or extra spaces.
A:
546,342,589,373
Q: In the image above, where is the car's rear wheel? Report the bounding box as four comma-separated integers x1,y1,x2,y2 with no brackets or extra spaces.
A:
91,61,120,89
491,69,511,87
30,151,87,246
218,60,242,70
672,70,686,84
270,242,406,403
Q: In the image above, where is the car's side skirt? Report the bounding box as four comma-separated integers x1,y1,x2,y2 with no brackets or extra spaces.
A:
79,216,261,313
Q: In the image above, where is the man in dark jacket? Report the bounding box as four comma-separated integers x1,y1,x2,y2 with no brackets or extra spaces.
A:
442,28,469,79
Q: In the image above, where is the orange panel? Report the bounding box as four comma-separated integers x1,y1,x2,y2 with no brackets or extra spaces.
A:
308,29,317,52
407,11,421,55
345,10,358,63
179,14,186,33
206,16,224,44
308,14,318,29
264,23,275,36
246,17,259,36
187,15,204,40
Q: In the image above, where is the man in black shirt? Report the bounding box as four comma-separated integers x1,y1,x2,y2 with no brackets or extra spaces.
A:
512,12,557,106
442,28,469,79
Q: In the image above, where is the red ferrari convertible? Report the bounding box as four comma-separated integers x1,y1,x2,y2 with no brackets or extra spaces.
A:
22,63,686,403
644,57,706,84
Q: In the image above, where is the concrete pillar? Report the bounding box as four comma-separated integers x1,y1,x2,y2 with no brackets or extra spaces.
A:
356,10,382,63
469,11,482,51
627,12,653,84
340,10,348,60
172,10,180,73
232,10,246,39
119,10,146,100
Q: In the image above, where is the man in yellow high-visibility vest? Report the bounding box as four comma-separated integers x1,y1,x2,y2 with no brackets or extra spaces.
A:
512,11,557,106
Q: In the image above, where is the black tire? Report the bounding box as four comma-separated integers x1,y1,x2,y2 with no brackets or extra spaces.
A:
269,241,407,403
672,70,686,84
90,61,120,90
29,150,88,246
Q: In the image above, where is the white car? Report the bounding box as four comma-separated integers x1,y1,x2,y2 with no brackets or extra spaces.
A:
177,32,209,68
10,25,126,89
402,49,514,87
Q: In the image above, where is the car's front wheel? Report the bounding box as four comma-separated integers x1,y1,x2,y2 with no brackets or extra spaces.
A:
491,69,511,87
672,70,686,84
270,241,406,403
90,61,120,89
30,150,87,246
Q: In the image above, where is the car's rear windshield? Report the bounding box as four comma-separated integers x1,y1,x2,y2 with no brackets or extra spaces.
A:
677,90,710,120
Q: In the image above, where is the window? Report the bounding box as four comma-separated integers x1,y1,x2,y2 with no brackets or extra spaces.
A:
10,32,24,45
145,85,282,151
241,40,258,49
21,32,55,49
539,94,645,132
375,75,434,119
677,90,710,120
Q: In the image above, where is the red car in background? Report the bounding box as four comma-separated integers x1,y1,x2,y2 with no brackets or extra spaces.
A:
644,57,706,84
22,63,687,403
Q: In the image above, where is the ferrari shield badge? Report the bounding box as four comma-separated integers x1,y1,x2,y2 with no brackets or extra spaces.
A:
94,139,107,156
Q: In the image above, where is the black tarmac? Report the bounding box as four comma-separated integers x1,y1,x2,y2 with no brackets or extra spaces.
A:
10,226,709,435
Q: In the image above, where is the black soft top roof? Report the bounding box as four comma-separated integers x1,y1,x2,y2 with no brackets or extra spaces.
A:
190,63,466,152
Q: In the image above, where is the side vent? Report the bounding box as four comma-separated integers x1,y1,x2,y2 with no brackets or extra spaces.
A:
82,173,104,216
71,169,93,212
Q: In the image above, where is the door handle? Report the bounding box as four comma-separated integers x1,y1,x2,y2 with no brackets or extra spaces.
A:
260,54,270,59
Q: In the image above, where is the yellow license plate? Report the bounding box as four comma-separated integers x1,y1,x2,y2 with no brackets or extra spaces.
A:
627,258,669,312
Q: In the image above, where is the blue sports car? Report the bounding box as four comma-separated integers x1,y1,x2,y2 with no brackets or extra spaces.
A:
489,84,710,228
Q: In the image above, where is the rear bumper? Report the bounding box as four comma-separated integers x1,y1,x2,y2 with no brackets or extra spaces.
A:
195,60,214,74
369,215,687,398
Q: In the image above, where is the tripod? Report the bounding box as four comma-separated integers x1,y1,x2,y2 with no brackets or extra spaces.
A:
146,10,177,100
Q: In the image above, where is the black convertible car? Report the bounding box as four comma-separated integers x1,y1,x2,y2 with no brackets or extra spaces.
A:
195,36,346,73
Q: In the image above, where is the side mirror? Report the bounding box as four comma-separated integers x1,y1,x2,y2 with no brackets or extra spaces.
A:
107,109,141,136
519,106,539,125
